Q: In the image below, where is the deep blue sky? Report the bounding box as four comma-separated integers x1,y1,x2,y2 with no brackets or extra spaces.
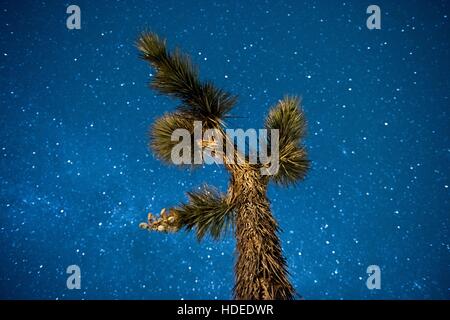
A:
0,0,449,299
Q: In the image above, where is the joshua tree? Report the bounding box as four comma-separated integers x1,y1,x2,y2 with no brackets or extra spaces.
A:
137,32,309,300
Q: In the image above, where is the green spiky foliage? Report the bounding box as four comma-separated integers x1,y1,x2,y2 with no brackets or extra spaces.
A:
173,186,234,241
150,111,195,163
137,32,310,300
265,97,310,185
137,32,237,126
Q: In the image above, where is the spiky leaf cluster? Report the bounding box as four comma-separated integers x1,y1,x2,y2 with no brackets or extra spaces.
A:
137,32,236,123
150,112,196,164
265,96,310,185
173,186,234,241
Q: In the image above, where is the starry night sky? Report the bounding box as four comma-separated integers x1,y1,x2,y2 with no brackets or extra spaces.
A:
0,0,449,300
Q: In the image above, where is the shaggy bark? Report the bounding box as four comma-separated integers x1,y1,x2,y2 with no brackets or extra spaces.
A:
229,166,294,300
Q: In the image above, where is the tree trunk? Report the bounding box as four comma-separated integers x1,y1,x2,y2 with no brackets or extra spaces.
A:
229,166,295,300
